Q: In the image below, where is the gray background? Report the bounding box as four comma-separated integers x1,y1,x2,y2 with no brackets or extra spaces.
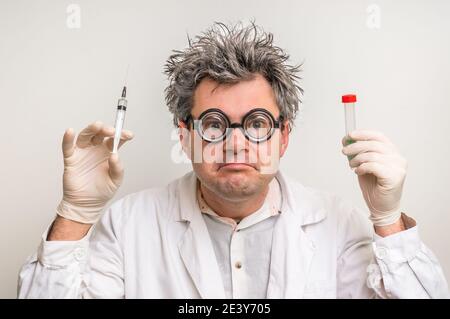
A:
1,0,449,298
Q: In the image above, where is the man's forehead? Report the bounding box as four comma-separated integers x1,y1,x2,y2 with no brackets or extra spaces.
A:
192,74,279,117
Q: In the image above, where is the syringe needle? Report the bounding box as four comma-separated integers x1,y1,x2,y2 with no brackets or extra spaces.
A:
121,86,127,98
123,64,130,87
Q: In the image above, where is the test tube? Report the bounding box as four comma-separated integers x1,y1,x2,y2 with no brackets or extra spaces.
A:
341,94,357,143
341,94,357,160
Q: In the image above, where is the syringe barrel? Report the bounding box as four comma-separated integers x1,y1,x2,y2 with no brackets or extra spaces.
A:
112,108,126,154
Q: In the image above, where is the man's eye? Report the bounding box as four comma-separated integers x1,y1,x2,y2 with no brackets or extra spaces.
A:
203,120,225,132
210,122,222,129
251,120,265,128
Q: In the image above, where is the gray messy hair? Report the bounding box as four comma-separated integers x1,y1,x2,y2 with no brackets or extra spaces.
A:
164,21,303,129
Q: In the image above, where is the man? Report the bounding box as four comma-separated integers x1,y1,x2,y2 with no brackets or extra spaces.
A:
18,22,448,298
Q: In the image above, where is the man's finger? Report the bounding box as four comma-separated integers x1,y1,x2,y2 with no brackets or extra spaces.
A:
108,153,124,186
354,161,389,179
104,130,134,152
341,135,356,147
342,140,391,156
62,128,76,158
76,121,104,148
91,126,115,146
348,130,392,144
348,151,386,168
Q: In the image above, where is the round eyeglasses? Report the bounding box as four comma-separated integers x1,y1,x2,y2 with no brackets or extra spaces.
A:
183,108,283,143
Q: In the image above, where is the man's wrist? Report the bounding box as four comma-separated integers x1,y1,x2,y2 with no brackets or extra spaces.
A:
374,216,405,237
56,199,102,224
47,215,92,241
374,213,415,237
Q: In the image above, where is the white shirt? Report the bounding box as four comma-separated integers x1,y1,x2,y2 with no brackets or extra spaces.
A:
17,171,449,298
198,178,282,298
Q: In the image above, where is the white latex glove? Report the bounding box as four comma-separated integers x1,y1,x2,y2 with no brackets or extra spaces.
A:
342,130,407,227
56,121,134,224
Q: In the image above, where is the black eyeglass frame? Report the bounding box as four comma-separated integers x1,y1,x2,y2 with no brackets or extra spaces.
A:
182,107,284,143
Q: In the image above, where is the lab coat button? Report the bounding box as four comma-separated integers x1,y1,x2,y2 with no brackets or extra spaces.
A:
375,247,388,259
73,247,86,261
235,261,242,269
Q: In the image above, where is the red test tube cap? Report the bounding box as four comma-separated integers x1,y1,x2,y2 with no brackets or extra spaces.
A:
342,94,357,103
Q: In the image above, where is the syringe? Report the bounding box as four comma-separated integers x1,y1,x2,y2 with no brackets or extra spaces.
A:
112,86,127,154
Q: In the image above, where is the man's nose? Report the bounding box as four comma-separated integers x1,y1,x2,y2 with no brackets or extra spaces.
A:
224,127,247,153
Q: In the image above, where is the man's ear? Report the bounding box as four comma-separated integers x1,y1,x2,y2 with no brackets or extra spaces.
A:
279,119,290,157
178,120,191,160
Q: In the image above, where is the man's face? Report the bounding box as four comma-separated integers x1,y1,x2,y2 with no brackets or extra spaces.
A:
179,73,289,202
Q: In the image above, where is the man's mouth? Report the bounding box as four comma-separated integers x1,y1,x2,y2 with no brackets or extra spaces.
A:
218,162,256,170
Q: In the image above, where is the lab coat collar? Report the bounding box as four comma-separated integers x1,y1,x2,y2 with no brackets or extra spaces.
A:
176,170,327,227
276,170,327,226
176,170,327,298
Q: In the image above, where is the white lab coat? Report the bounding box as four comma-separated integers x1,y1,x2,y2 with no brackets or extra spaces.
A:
18,171,448,298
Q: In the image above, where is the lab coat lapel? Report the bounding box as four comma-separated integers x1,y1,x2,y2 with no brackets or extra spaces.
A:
177,172,226,299
266,211,316,298
266,172,326,298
